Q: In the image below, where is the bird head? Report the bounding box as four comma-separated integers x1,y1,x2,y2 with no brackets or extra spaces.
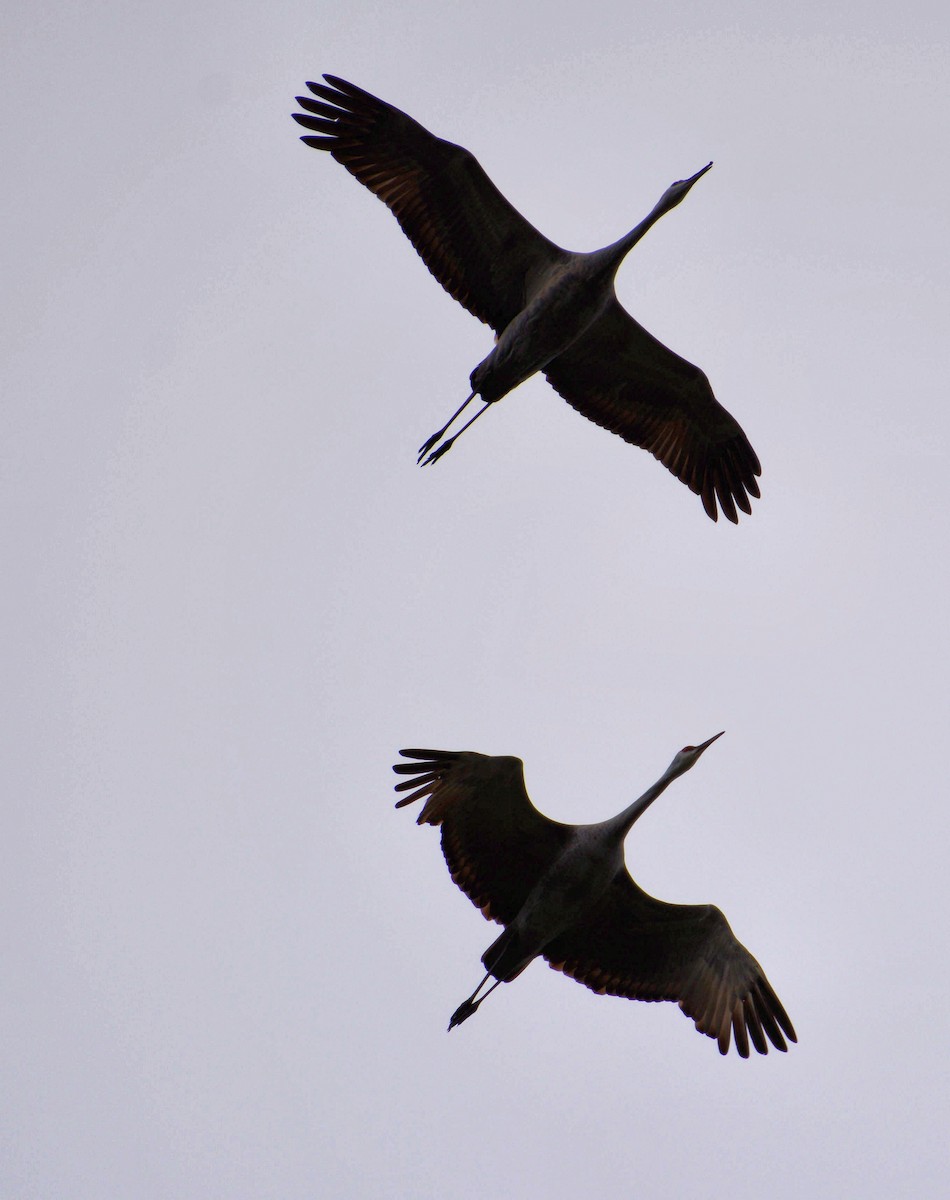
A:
655,161,713,215
665,729,724,779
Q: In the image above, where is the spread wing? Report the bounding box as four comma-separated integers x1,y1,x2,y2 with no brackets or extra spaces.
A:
294,75,566,332
544,299,761,523
544,873,795,1057
393,749,572,925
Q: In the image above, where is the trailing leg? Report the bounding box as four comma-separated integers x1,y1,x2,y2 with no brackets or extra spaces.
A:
417,392,477,463
447,972,503,1030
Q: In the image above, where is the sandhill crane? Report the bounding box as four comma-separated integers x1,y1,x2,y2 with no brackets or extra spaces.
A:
393,736,795,1056
294,75,761,523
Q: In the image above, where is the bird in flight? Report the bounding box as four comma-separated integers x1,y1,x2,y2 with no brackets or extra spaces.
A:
393,738,795,1056
293,75,761,523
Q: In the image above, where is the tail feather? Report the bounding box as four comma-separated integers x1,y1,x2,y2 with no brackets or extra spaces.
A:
482,926,533,983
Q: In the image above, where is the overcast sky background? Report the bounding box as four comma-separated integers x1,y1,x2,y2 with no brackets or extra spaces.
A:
3,2,949,1196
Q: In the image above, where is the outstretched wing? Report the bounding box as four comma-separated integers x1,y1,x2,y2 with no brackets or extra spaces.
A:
393,749,572,926
294,76,566,332
544,873,795,1057
544,299,761,523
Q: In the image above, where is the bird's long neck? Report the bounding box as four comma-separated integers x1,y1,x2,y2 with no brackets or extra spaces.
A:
603,200,676,271
602,766,680,842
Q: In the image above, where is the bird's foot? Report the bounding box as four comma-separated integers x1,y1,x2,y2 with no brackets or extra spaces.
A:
416,430,443,462
447,996,480,1030
419,436,455,467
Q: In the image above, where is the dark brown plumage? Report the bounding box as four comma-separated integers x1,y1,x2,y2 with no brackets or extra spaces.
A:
394,745,795,1056
294,75,762,522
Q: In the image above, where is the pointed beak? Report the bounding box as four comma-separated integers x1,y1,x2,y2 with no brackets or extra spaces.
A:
685,161,714,187
696,730,725,754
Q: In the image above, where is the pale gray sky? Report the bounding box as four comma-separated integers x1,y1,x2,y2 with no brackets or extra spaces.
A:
3,2,949,1196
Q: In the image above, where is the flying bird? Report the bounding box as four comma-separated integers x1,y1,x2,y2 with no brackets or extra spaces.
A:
293,75,761,522
393,737,795,1056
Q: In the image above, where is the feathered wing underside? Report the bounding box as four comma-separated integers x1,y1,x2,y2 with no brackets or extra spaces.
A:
293,75,566,332
544,873,796,1057
393,749,572,925
544,299,762,523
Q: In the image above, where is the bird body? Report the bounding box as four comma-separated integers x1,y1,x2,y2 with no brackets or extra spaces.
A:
294,75,762,522
469,233,645,404
470,254,614,405
393,737,796,1057
484,823,625,977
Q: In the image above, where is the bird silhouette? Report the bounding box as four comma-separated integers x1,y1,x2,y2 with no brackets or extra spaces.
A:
294,74,761,522
393,738,795,1056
